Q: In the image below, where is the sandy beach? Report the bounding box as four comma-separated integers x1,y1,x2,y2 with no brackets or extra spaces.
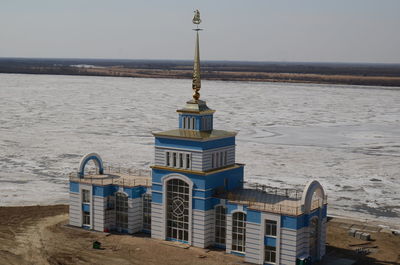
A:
0,205,399,265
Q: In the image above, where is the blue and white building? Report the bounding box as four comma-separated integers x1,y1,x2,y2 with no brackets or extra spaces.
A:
69,11,327,265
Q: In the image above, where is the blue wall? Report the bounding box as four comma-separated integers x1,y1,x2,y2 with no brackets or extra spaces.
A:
70,182,79,193
155,136,235,151
178,114,214,131
70,182,148,199
264,236,277,247
152,166,244,191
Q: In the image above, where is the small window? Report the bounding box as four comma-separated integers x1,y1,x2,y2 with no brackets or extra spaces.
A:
183,117,186,129
211,153,215,168
216,152,219,167
173,153,177,167
220,151,224,166
265,220,277,236
179,153,183,168
82,189,90,203
264,246,276,263
83,211,90,225
185,154,191,169
166,152,170,166
224,151,228,165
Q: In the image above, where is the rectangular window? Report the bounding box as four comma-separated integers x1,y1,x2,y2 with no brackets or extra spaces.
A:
82,189,90,203
216,152,219,167
185,154,191,169
166,152,170,166
264,246,276,263
179,153,183,168
220,151,224,166
83,211,90,225
173,152,177,167
265,220,277,236
224,151,228,165
211,153,215,168
183,117,186,129
143,194,152,230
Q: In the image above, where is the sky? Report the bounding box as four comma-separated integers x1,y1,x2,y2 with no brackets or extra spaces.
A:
1,0,400,63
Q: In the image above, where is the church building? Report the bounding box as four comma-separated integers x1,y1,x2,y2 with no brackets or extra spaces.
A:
68,10,327,265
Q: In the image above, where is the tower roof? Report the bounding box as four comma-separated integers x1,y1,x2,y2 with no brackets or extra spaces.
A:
177,99,215,114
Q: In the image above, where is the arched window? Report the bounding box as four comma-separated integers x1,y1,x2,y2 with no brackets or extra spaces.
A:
232,212,246,253
166,179,189,242
116,192,128,230
215,206,227,246
143,194,152,231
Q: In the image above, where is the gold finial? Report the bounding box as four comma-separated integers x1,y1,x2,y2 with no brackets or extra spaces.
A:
192,10,202,101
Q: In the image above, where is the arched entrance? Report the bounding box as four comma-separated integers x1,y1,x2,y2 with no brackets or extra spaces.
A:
77,153,104,178
166,178,190,242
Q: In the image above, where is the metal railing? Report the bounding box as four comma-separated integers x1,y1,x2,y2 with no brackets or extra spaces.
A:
68,165,151,187
223,192,327,216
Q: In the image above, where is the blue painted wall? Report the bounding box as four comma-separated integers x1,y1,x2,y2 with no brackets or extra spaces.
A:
155,136,235,151
264,236,277,247
82,203,90,212
152,165,244,191
178,114,214,131
247,209,261,224
70,182,79,193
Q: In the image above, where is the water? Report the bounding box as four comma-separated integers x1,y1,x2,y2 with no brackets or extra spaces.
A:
1,73,399,227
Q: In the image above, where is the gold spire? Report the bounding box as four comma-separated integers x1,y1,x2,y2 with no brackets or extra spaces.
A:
192,9,202,101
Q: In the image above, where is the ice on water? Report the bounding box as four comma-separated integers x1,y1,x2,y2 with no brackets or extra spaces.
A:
0,74,399,227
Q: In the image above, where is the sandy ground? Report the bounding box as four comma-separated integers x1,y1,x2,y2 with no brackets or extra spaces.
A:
0,205,399,265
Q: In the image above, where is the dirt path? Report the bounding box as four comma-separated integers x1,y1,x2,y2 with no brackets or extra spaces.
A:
14,214,67,265
0,206,244,265
1,205,399,265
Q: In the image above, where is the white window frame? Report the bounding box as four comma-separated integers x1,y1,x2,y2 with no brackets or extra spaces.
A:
82,211,90,225
265,220,277,237
142,193,152,231
115,192,128,229
215,205,227,245
264,245,277,263
82,189,90,203
232,212,246,253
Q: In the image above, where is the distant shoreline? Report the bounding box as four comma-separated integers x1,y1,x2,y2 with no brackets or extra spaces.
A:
1,58,400,87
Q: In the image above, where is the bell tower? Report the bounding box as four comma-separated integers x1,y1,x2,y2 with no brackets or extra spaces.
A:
150,10,245,248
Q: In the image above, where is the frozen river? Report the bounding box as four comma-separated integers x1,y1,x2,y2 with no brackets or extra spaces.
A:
0,73,399,227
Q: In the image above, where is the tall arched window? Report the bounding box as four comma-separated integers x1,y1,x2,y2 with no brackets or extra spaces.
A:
232,212,246,253
116,192,128,230
215,206,227,246
166,179,189,242
143,193,152,231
